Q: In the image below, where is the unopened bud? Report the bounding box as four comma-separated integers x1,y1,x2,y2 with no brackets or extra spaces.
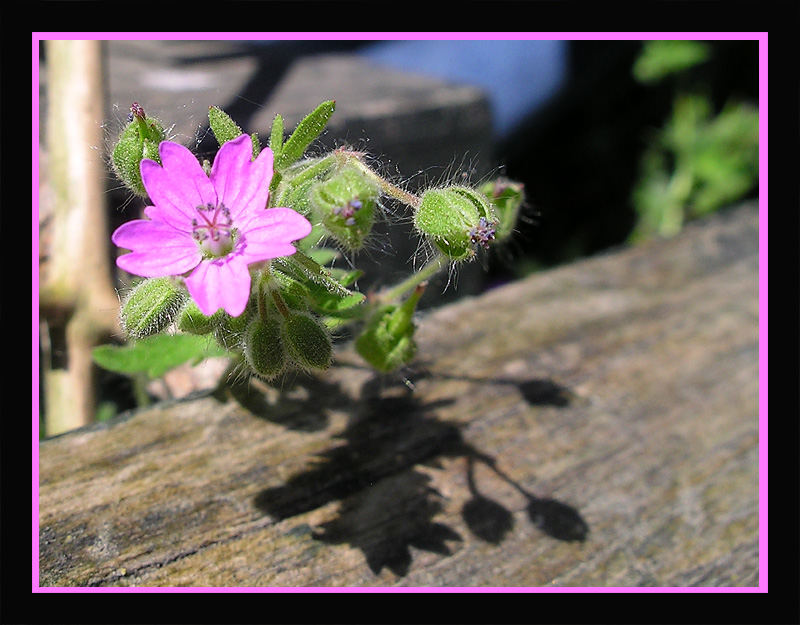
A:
120,277,186,339
177,300,215,335
311,162,379,251
355,285,424,373
243,316,285,379
414,186,498,261
211,304,253,351
282,312,332,372
111,102,166,196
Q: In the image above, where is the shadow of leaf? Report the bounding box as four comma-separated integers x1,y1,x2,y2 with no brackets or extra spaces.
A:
312,470,462,576
527,497,589,542
251,373,589,576
461,495,515,544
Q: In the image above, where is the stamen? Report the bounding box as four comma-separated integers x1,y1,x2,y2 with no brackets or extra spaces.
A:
191,202,235,257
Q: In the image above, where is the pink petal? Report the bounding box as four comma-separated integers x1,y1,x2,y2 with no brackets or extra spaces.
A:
210,135,273,220
184,255,251,317
116,248,201,278
236,207,313,264
112,218,190,249
140,142,217,230
240,207,313,242
112,219,201,277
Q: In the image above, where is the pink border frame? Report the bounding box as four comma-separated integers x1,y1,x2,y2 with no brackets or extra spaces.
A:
33,31,767,592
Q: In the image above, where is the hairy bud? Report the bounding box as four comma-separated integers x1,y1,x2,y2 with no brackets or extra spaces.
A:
111,102,166,196
120,277,186,339
311,162,380,251
355,285,424,373
243,316,286,379
282,312,332,372
414,186,498,261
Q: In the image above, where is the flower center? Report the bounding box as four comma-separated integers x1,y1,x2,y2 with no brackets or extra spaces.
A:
192,202,236,258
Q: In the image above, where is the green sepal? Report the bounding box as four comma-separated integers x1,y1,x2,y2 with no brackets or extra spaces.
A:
282,312,333,372
119,277,186,339
273,251,351,298
271,260,364,317
268,113,285,192
210,302,253,352
275,100,336,171
270,271,312,312
177,300,215,335
480,178,525,242
273,155,338,216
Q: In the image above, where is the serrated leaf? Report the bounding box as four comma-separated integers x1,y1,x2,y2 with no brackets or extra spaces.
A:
276,100,336,170
92,334,231,379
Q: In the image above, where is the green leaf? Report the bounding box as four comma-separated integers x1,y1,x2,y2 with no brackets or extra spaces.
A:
208,106,260,158
306,247,340,266
269,113,284,155
92,334,231,379
209,106,243,145
273,251,351,298
329,268,363,287
276,100,336,171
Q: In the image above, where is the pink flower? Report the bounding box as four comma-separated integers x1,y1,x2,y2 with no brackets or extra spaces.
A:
112,135,312,317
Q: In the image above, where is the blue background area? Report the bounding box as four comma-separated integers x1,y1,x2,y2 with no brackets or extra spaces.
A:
357,40,569,141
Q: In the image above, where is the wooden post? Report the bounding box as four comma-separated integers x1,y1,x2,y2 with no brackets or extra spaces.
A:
40,40,120,436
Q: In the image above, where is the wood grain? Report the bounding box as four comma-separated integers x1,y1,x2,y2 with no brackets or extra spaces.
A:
39,202,759,587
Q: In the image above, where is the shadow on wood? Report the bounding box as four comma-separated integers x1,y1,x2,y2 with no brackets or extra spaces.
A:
39,202,758,587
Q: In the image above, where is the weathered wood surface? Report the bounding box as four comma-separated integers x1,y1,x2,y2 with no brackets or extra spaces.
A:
39,202,759,587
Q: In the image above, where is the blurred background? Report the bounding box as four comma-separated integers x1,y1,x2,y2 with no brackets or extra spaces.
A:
37,38,759,436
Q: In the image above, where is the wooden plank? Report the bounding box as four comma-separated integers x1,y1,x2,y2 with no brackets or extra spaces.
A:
39,202,759,587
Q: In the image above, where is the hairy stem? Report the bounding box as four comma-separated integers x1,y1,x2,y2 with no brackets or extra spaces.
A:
376,253,447,306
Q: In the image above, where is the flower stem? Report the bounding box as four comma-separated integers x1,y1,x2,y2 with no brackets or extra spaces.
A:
376,253,447,305
337,149,421,210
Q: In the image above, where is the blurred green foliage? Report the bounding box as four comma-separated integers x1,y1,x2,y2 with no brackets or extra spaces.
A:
632,40,712,84
629,41,758,242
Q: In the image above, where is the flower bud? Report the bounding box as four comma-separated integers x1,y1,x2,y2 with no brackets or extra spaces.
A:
243,316,286,379
282,312,332,372
414,186,498,261
111,102,166,196
120,277,186,339
269,271,311,312
355,285,424,373
479,178,525,242
211,304,253,352
310,162,379,251
176,300,215,335
273,156,337,218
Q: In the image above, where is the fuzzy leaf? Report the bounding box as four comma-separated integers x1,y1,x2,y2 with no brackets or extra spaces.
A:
276,100,336,170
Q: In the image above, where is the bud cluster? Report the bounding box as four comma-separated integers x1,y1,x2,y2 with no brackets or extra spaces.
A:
109,100,524,384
